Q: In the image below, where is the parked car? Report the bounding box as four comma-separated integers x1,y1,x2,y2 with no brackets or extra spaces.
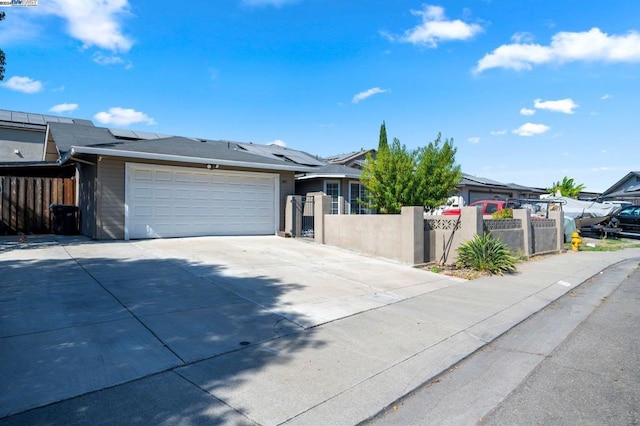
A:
610,205,640,236
442,199,521,216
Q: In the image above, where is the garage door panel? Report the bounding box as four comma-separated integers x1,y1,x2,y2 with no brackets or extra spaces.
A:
156,171,172,181
127,165,276,239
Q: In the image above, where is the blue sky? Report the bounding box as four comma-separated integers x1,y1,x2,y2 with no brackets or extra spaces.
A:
1,0,639,192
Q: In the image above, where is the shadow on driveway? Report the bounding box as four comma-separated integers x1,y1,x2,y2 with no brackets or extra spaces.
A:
0,238,326,423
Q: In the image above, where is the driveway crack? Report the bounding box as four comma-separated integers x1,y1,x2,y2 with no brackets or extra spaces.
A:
61,245,188,365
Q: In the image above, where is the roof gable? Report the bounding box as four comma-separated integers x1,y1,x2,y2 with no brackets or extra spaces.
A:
601,171,640,195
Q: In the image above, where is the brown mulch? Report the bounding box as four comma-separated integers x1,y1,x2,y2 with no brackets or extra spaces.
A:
420,262,488,280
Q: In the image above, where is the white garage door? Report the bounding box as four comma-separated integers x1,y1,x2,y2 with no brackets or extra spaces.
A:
126,163,278,239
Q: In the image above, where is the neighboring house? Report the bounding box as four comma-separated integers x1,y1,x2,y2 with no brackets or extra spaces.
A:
0,109,83,177
457,174,545,204
46,122,311,240
325,149,375,169
0,109,92,164
600,172,640,203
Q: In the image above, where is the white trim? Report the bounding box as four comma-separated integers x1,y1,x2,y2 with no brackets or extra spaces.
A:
66,146,309,172
124,162,279,240
324,179,341,215
296,174,351,180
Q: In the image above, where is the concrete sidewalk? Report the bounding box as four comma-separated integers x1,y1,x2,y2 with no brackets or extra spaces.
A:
1,235,639,425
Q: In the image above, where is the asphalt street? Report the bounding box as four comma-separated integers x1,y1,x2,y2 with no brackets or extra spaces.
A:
365,259,640,426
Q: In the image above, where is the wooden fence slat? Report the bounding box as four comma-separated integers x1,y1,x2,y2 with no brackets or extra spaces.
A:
35,178,43,232
10,177,18,232
18,177,27,233
43,178,52,232
1,177,7,233
27,178,35,232
64,178,75,205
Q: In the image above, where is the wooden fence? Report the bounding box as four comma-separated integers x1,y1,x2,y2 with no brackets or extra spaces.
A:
0,176,76,235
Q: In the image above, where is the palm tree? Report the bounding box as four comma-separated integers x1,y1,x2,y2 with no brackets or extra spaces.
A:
546,176,586,198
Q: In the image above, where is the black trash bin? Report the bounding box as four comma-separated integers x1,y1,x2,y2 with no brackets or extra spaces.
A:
50,204,79,235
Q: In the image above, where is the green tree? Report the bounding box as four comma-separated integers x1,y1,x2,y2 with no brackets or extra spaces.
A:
361,130,462,214
411,133,462,209
0,12,5,81
546,176,586,199
378,120,388,153
361,138,414,214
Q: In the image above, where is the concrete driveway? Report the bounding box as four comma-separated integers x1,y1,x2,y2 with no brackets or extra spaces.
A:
0,235,458,418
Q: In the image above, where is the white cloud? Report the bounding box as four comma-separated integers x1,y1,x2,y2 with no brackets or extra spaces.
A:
490,129,507,136
352,87,387,103
467,136,480,144
94,107,156,126
520,107,536,116
1,76,44,94
386,5,483,48
43,0,133,52
268,139,287,147
534,98,578,114
511,32,534,43
241,0,298,6
600,93,613,100
93,52,124,66
49,103,79,113
512,123,550,137
475,27,640,73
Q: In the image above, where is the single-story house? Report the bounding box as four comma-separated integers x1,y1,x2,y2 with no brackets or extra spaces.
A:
600,172,640,203
457,174,546,204
43,122,315,240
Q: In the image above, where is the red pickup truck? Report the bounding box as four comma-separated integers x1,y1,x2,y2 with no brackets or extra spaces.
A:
442,199,520,216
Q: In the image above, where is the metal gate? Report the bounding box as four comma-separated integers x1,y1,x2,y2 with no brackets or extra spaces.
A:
291,196,315,238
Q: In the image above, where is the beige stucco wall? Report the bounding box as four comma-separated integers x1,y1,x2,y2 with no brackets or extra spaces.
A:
325,215,403,260
323,207,424,264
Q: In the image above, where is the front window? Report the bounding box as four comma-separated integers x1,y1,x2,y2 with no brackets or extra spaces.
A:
349,182,371,214
325,181,340,214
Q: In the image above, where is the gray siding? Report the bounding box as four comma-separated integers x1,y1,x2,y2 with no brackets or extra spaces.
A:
0,128,46,162
96,158,126,240
295,180,323,197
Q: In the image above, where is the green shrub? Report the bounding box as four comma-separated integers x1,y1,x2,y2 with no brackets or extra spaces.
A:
457,232,518,275
491,208,513,219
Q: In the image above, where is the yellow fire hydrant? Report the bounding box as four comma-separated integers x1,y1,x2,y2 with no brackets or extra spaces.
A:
571,230,582,252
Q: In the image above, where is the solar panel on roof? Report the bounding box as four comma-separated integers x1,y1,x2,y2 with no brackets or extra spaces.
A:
27,114,46,125
282,151,325,166
11,112,28,123
72,119,94,126
0,110,12,121
131,130,170,140
109,128,139,139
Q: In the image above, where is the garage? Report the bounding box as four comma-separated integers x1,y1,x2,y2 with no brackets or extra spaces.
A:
125,163,278,239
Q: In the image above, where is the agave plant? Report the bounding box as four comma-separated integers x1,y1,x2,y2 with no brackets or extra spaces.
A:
457,232,518,275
